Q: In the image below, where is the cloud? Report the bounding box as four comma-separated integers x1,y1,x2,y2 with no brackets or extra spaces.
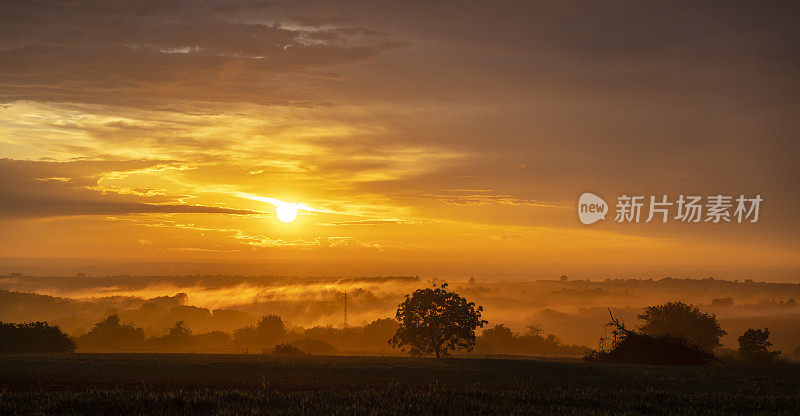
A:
0,159,262,218
0,1,403,107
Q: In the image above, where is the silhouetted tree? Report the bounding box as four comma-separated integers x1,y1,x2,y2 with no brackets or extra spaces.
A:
233,314,285,349
149,320,193,351
78,315,145,352
524,323,543,338
638,301,726,352
0,321,75,353
390,284,487,358
169,320,191,337
738,328,780,363
256,314,285,342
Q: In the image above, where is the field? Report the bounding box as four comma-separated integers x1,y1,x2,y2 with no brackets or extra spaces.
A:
0,354,798,415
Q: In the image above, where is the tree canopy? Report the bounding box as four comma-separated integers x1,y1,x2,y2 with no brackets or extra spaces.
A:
78,315,145,351
390,284,487,358
637,301,726,352
738,328,780,363
233,314,286,349
0,321,75,353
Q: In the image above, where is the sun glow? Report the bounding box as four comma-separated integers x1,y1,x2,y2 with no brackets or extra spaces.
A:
236,193,334,223
275,203,298,223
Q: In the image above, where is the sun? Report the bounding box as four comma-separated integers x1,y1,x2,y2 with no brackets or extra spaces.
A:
275,203,298,223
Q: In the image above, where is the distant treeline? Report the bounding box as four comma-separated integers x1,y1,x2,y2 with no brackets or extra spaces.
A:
75,313,586,355
75,314,399,354
0,313,586,356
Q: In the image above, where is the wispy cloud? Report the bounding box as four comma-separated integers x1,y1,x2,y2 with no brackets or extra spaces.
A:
318,219,417,226
411,190,568,209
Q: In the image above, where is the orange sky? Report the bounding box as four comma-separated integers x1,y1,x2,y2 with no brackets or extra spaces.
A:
1,1,798,281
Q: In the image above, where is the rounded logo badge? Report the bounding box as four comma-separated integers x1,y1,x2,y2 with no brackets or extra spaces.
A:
578,193,608,224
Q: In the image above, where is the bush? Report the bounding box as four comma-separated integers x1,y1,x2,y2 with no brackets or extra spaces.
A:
584,311,719,365
476,323,587,355
270,344,307,356
290,338,337,355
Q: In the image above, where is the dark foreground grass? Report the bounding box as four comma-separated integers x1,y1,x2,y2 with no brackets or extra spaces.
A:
0,354,798,415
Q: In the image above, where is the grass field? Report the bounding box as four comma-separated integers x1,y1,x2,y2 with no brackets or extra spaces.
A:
0,354,798,415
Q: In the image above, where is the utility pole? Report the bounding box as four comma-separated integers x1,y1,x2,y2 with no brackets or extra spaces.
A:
343,290,348,328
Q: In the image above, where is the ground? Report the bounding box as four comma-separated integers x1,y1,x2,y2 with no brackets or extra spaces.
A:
0,354,798,415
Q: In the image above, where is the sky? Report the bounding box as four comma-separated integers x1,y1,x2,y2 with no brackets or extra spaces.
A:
1,1,798,280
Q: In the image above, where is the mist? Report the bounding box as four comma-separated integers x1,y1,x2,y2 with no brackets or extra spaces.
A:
1,274,798,355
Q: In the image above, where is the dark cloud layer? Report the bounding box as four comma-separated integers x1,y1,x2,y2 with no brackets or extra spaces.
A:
2,0,797,109
0,159,260,218
0,0,401,106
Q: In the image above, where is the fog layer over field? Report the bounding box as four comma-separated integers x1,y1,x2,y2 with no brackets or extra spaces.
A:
1,275,798,354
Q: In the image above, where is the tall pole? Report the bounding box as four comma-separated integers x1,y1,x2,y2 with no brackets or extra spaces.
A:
343,290,348,328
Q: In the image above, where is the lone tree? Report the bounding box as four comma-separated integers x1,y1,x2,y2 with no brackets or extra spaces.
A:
638,301,726,352
390,284,487,358
738,328,780,363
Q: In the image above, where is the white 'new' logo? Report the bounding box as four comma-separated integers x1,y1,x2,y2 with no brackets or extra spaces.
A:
578,193,607,224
